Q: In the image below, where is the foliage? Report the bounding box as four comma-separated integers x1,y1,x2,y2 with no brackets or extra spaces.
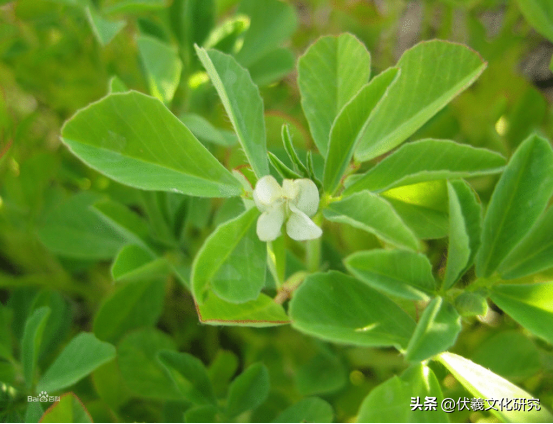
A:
1,0,553,422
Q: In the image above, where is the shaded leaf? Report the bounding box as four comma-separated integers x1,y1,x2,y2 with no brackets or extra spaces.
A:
21,307,50,389
476,135,553,278
272,397,333,423
39,393,92,423
226,363,269,418
290,271,415,349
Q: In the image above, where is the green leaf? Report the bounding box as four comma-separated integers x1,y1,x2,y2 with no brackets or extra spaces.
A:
61,91,241,197
196,292,289,327
443,180,482,289
346,139,505,195
157,350,216,406
171,0,214,62
248,48,295,86
38,333,116,393
405,297,461,362
498,207,553,279
39,393,93,423
516,0,553,42
137,35,182,104
85,6,125,46
110,245,168,281
382,181,449,240
102,0,168,15
454,292,488,317
117,328,181,399
476,134,553,278
38,192,127,260
298,33,371,156
92,199,152,252
272,397,333,423
235,0,297,68
92,360,133,411
179,113,237,147
324,68,400,194
357,364,448,423
490,282,553,345
21,307,50,389
192,208,266,304
355,40,486,161
437,352,553,423
184,405,218,423
268,151,302,180
195,46,269,178
290,271,415,349
471,331,541,382
295,349,347,396
93,279,165,344
345,249,436,301
324,191,420,251
0,304,12,360
226,363,269,418
208,350,239,397
282,124,308,175
24,402,43,423
109,75,128,93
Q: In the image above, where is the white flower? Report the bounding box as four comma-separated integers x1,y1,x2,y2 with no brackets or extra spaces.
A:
253,175,322,242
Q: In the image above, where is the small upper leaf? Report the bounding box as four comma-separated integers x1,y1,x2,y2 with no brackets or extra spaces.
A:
355,40,486,162
195,46,269,178
298,33,371,156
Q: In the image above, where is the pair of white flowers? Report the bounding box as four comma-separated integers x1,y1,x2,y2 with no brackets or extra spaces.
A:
253,175,322,242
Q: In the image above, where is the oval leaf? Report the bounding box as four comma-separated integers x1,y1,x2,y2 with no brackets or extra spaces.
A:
195,292,289,327
298,33,371,156
39,393,92,423
346,139,505,195
355,40,486,161
324,191,420,251
476,134,553,278
21,307,50,389
345,249,436,301
272,397,333,423
61,91,241,198
290,271,415,349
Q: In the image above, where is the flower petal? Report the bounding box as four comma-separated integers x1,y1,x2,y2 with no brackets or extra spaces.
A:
286,204,322,241
256,202,286,241
282,179,300,200
291,179,319,217
253,175,282,212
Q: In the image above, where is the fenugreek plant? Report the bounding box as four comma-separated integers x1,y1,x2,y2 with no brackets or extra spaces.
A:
57,33,553,423
2,0,553,422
